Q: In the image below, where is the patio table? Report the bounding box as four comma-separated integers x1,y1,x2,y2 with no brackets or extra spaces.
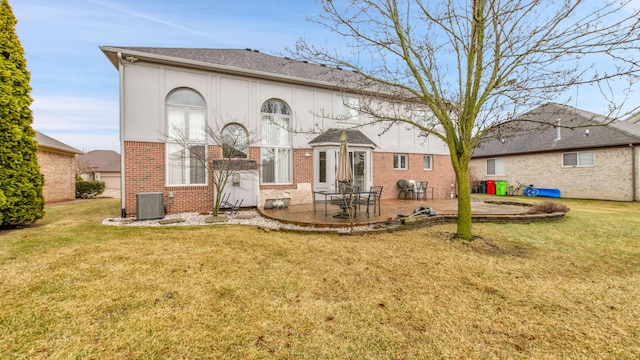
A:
313,190,374,217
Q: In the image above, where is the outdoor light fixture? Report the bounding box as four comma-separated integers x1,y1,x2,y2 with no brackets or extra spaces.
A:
125,56,138,63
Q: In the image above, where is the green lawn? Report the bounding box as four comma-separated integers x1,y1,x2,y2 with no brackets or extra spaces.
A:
1,198,639,359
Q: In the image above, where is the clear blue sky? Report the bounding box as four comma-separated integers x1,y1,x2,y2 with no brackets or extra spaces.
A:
13,0,640,153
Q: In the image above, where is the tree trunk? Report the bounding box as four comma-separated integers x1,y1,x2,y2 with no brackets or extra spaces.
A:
455,164,473,240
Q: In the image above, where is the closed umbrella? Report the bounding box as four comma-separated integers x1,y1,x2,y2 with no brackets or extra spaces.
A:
334,130,353,218
335,130,352,187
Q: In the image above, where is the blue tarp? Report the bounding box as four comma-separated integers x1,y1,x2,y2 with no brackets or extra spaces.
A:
534,188,561,198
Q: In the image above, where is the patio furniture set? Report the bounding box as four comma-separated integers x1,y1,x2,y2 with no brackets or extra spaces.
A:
313,185,384,219
397,180,431,200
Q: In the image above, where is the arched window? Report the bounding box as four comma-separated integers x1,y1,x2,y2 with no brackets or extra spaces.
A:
222,123,248,158
166,88,207,185
260,99,292,183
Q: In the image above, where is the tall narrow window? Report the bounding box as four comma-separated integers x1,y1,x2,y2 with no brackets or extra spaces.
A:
423,155,433,170
261,99,292,184
319,151,327,183
166,88,207,185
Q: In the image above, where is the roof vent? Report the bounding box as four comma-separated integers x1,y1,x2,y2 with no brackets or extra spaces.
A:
253,49,260,53
245,48,252,51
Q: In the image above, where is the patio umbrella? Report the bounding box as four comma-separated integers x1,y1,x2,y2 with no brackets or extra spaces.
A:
335,130,352,188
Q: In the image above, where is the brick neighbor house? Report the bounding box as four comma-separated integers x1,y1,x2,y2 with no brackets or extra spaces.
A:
470,103,640,201
77,150,121,192
35,131,83,203
100,47,456,217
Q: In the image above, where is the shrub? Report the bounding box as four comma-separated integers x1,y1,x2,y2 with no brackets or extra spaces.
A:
76,180,105,199
527,201,570,214
0,0,45,227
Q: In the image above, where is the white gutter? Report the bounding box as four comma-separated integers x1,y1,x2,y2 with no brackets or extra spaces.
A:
118,52,126,217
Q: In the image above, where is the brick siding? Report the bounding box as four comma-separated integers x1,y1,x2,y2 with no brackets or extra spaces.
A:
124,141,457,215
38,149,76,203
373,152,456,200
469,146,638,201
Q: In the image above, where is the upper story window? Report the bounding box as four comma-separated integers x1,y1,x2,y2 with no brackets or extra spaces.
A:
222,123,248,158
486,158,506,176
166,88,207,185
261,99,292,184
563,151,595,167
337,96,360,121
393,153,408,170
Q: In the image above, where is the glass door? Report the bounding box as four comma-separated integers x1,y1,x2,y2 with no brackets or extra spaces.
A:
313,147,370,196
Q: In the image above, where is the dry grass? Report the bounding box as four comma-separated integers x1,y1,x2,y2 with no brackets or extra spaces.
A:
1,198,639,359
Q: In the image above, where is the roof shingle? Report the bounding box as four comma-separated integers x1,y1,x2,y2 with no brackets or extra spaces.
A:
473,103,640,158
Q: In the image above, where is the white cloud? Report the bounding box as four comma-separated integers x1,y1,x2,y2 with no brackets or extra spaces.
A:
30,95,118,131
30,95,120,152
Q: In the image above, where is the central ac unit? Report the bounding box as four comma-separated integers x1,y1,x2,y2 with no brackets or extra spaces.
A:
136,192,165,220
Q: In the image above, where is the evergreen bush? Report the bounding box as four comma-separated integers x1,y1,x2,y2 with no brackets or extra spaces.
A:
0,0,45,227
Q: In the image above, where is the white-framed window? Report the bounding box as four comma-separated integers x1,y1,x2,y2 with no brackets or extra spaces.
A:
166,88,207,185
423,154,433,170
486,158,506,176
394,153,408,170
222,123,249,158
563,151,595,167
261,99,292,184
337,95,360,121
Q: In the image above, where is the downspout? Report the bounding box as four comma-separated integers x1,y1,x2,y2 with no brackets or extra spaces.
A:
118,52,126,217
632,144,637,202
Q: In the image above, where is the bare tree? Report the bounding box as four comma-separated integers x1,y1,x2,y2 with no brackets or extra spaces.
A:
168,121,259,216
293,0,640,239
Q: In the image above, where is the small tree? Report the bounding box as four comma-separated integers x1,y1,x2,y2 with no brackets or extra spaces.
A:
168,121,259,216
0,0,45,227
294,0,640,239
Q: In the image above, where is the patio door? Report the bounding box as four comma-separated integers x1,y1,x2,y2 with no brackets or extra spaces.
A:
313,147,370,197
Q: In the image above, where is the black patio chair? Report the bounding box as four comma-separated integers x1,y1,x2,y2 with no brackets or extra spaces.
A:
219,193,243,215
332,183,358,218
415,181,428,200
358,185,383,217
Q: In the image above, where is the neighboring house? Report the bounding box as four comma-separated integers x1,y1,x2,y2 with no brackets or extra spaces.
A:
101,47,455,216
77,150,122,191
470,103,640,201
625,111,640,125
35,131,83,203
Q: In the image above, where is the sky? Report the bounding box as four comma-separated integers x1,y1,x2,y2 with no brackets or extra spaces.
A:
12,0,640,153
13,0,330,152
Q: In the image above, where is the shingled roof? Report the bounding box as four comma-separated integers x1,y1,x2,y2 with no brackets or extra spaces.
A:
100,47,372,91
77,150,121,172
472,103,640,158
309,128,377,148
35,131,83,154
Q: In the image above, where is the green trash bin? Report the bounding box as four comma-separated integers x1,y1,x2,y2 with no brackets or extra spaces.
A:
495,181,508,196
